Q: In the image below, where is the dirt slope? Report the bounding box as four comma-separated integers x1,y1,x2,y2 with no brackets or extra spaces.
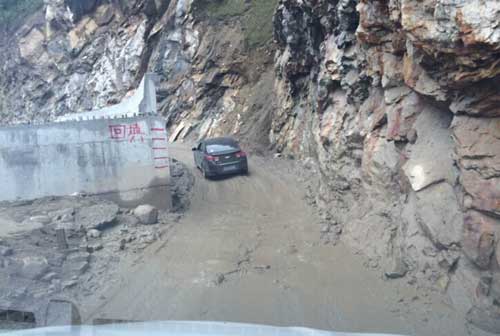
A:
83,144,485,336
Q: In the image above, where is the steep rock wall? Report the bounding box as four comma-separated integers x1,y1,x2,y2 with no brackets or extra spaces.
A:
272,0,500,332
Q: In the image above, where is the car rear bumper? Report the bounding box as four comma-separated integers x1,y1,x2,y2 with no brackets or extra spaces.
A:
205,160,247,176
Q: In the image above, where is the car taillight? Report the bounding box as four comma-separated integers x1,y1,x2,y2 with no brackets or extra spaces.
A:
205,155,219,162
236,151,247,158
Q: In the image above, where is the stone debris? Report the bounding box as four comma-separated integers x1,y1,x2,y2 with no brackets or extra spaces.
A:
49,208,75,222
76,202,119,230
0,177,192,313
133,205,159,225
117,215,139,227
87,229,102,239
385,257,408,279
88,244,103,253
18,256,50,280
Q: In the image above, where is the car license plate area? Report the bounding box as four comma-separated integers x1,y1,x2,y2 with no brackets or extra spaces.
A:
222,165,237,172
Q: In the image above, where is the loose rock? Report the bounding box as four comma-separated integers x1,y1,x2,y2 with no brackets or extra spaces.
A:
76,202,119,230
18,256,50,280
88,244,103,253
385,257,408,279
133,205,158,225
87,229,102,239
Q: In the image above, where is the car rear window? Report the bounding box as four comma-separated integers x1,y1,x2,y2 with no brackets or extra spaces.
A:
206,143,239,154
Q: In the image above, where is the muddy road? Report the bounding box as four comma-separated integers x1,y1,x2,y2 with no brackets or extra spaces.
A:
86,144,481,336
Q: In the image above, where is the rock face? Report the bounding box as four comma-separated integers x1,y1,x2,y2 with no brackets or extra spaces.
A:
0,0,277,151
271,0,500,331
0,0,499,332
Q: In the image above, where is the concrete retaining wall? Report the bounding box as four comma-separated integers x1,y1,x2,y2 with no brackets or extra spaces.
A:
0,116,171,209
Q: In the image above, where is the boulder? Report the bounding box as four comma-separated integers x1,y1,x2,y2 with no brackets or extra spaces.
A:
18,257,50,280
133,205,159,225
76,202,118,230
87,229,101,239
87,243,103,253
385,257,408,279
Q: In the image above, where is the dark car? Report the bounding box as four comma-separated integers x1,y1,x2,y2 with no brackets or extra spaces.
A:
192,137,248,178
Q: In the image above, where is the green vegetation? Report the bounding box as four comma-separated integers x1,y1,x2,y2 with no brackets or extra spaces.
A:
0,0,44,30
194,0,279,48
243,0,279,48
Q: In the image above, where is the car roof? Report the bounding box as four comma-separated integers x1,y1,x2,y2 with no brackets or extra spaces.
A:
203,137,239,146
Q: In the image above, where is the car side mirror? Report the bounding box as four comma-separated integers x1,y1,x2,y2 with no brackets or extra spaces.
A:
192,147,197,151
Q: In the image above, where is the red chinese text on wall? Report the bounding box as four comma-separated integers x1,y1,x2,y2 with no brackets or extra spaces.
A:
109,123,145,143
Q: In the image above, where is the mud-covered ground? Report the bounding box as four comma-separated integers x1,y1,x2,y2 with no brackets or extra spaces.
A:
0,158,194,327
0,144,492,335
83,144,491,336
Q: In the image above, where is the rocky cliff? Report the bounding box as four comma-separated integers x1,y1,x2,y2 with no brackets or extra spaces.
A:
0,0,499,332
271,0,500,332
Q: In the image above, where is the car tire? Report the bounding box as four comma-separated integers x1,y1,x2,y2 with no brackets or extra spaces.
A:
241,168,249,176
202,167,209,179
